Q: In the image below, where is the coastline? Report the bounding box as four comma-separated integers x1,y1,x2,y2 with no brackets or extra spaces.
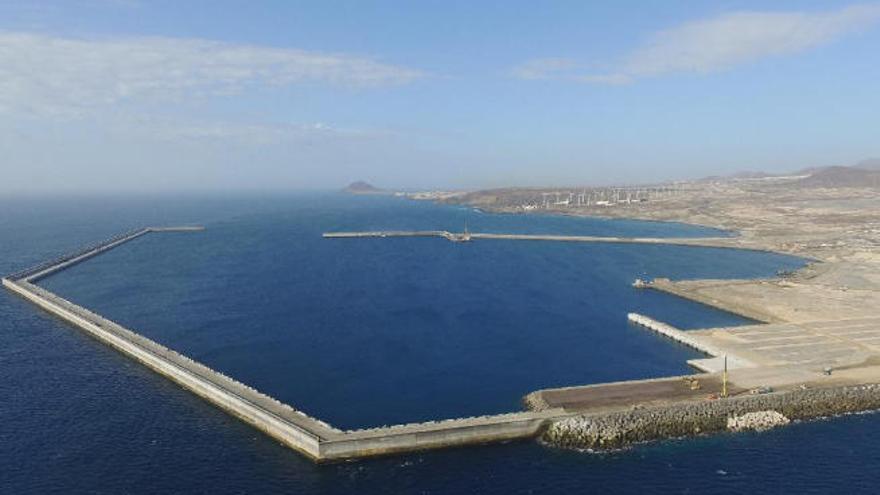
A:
412,185,880,451
429,184,880,325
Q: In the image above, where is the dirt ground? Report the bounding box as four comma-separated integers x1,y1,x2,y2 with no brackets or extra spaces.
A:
536,375,733,413
441,180,880,326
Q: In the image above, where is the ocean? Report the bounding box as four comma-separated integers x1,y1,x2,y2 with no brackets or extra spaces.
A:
2,193,878,494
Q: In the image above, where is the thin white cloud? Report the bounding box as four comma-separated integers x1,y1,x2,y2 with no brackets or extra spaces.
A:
625,3,880,76
514,3,880,84
0,31,424,116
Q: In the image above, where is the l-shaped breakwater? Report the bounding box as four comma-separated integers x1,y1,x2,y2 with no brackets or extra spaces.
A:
3,227,575,461
9,227,880,462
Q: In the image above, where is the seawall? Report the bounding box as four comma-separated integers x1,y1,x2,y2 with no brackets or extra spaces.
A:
4,227,571,462
323,230,766,251
8,268,567,460
320,410,562,461
3,277,333,460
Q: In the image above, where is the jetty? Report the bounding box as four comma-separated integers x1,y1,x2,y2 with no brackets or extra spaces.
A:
8,228,880,462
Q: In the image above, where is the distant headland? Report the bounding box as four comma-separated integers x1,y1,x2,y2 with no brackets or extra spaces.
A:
342,181,388,195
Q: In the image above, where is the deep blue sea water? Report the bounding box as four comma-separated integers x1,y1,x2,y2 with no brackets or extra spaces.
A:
2,193,879,494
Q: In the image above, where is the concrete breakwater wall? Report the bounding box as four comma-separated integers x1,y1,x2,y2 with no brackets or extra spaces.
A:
324,230,740,248
4,227,333,461
627,313,755,372
543,383,880,450
10,226,206,283
5,277,564,461
628,313,720,355
321,410,562,460
12,228,150,282
323,230,472,242
3,278,332,459
4,227,575,462
324,230,451,238
470,233,732,247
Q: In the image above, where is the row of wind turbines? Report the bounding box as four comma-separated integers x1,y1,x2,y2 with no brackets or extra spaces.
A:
531,185,684,209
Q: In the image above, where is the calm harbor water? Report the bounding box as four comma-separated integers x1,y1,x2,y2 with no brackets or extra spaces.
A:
2,193,878,494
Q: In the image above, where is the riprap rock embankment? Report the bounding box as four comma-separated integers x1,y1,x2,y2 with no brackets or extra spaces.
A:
543,384,880,450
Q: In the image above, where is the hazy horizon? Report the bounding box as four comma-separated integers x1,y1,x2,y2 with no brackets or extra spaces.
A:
1,1,879,194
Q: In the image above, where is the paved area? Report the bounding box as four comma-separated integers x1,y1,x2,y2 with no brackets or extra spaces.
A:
691,316,880,371
530,316,880,413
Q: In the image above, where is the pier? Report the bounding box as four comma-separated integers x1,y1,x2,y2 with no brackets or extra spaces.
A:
8,228,880,462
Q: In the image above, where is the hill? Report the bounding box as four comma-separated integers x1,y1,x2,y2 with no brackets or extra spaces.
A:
855,158,880,171
342,181,386,194
796,166,880,188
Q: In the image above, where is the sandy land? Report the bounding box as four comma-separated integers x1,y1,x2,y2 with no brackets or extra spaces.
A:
440,179,880,326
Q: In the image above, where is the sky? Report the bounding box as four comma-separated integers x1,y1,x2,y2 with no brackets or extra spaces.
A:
1,0,879,193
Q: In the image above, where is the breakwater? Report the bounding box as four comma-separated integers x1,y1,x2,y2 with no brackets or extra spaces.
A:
3,277,333,459
5,227,331,461
543,383,880,450
324,230,739,248
324,230,473,242
10,226,206,283
628,313,722,356
12,226,880,463
12,228,150,282
320,410,562,460
627,313,755,372
3,227,573,462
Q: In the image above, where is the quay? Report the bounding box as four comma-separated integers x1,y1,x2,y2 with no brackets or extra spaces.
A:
8,228,880,462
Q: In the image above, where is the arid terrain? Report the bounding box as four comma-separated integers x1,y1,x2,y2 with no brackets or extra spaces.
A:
428,165,880,415
431,165,880,325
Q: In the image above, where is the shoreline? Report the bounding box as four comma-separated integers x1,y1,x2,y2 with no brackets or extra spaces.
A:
465,204,737,235
454,202,795,256
428,188,879,323
418,186,880,451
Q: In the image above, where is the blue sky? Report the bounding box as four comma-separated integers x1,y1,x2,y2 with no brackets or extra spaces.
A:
1,1,879,193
